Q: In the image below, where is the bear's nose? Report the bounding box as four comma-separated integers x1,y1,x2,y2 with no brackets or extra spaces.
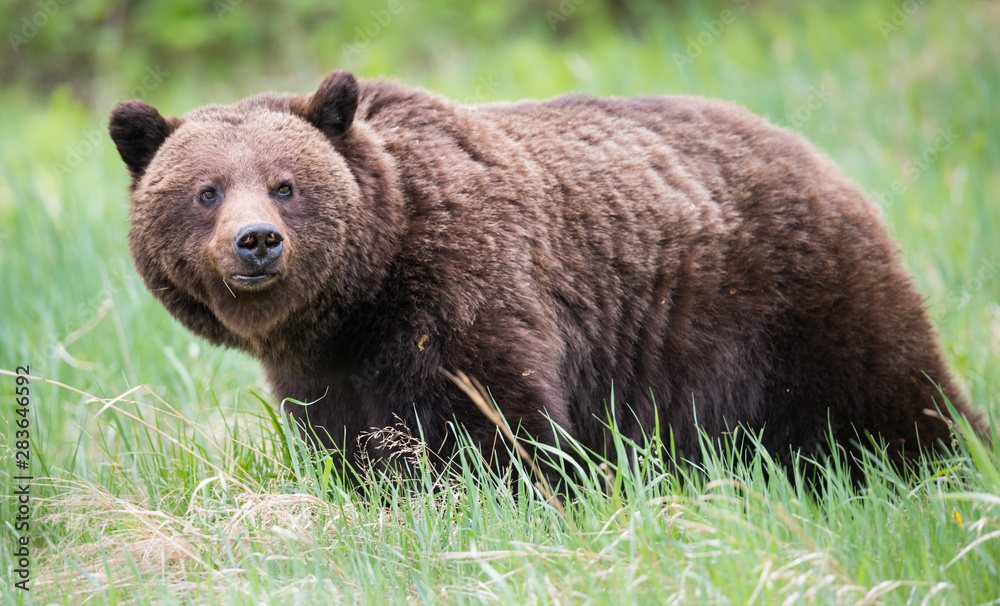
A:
234,223,284,268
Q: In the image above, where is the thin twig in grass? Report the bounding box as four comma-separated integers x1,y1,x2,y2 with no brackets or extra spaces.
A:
440,368,568,518
946,528,1000,569
0,367,114,401
436,546,609,563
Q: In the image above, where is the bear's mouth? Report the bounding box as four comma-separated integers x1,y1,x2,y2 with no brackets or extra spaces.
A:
227,273,280,291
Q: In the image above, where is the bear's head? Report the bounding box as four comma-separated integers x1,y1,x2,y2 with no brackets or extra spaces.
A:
110,70,398,347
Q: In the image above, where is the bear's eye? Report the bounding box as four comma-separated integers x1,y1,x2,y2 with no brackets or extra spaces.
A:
275,184,293,197
198,188,219,205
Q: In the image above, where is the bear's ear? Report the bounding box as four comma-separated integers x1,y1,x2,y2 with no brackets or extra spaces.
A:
301,69,358,138
109,100,179,180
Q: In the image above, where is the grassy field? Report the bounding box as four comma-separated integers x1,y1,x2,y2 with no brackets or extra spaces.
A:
1,1,999,603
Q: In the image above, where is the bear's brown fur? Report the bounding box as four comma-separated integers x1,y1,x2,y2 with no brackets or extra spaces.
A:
110,69,986,477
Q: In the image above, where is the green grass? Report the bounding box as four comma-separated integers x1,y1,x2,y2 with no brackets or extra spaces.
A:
1,1,999,603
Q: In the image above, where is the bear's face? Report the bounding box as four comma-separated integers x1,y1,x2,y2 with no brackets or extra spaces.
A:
111,71,367,342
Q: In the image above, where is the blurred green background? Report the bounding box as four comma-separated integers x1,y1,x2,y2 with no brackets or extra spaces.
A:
0,0,997,460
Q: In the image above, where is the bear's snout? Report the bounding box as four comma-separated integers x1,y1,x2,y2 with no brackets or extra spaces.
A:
224,222,285,290
234,223,284,267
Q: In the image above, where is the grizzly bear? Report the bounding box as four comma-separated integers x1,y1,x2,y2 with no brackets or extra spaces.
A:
110,69,985,479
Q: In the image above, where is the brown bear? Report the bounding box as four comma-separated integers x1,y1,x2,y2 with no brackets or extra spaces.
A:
110,69,985,479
